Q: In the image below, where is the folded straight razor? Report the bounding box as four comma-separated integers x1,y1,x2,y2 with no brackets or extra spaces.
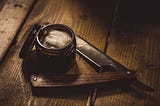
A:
75,35,154,92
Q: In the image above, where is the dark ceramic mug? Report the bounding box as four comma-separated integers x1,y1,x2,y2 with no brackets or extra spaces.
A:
35,24,76,74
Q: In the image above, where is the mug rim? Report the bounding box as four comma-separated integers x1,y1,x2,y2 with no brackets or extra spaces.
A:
36,24,75,51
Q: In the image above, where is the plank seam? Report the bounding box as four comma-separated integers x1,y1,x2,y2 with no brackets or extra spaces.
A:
104,0,120,53
0,0,38,65
86,0,120,106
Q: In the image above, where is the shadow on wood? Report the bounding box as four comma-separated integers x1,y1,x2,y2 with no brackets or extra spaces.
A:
118,0,160,23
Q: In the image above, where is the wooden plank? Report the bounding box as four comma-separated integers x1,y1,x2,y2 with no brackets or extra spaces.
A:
0,0,36,62
95,0,160,106
0,0,116,106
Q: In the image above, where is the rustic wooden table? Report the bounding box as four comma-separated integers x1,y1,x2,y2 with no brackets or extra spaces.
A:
0,0,160,106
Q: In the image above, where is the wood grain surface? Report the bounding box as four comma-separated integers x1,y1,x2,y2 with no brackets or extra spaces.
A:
95,0,160,106
1,0,159,106
0,0,36,63
0,0,116,105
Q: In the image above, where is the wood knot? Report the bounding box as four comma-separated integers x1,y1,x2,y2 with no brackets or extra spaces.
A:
80,14,88,21
1,31,5,34
14,3,23,8
145,64,154,70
